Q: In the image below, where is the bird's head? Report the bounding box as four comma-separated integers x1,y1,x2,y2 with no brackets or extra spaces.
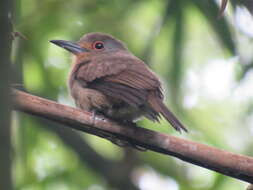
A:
50,32,128,57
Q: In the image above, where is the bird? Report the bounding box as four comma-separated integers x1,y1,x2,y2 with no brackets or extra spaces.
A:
50,32,187,132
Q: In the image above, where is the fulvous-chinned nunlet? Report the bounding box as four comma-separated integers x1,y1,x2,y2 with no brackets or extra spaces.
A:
51,32,187,132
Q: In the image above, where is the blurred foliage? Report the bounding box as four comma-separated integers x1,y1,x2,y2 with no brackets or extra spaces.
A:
12,0,253,190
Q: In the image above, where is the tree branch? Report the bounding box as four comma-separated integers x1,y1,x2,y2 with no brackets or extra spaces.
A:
12,89,253,183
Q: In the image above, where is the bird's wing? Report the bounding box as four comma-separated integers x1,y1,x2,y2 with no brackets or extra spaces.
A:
76,56,162,109
103,63,162,91
76,56,129,83
76,56,187,132
76,55,162,94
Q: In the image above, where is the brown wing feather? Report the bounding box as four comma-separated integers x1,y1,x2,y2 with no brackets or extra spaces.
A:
148,91,188,132
104,69,161,90
76,58,127,82
76,54,138,82
89,80,148,107
75,54,187,132
76,53,161,89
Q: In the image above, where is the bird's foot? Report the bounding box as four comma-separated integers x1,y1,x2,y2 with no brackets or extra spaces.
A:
90,115,145,151
90,110,106,125
91,110,96,126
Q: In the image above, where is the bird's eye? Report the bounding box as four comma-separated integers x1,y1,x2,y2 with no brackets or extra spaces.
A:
93,41,104,50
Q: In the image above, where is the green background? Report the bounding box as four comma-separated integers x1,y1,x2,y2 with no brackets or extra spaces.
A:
9,0,253,189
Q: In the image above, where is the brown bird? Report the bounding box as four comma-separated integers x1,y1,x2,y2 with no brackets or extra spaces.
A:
50,32,187,132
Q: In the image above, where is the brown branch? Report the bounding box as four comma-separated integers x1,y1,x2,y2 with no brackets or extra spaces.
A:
12,89,253,183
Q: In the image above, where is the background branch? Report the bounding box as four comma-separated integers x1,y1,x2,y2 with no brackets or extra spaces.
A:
41,119,139,190
13,89,253,184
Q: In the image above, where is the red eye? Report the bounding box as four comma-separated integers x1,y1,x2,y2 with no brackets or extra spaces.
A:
93,41,104,50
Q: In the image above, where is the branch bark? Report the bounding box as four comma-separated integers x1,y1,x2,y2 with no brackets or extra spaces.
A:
12,89,253,183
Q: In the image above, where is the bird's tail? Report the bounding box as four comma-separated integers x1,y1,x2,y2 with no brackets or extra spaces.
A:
148,93,188,133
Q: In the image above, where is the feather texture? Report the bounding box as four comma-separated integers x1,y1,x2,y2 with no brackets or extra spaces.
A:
64,32,188,132
73,53,187,132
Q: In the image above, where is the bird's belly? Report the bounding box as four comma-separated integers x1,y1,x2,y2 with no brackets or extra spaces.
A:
70,81,145,122
70,82,111,111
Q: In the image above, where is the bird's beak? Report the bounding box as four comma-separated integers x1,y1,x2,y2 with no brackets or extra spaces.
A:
50,40,89,54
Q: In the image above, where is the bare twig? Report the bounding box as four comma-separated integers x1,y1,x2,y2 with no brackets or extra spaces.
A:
12,89,253,183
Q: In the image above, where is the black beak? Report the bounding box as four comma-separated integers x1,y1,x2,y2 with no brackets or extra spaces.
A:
50,40,89,54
